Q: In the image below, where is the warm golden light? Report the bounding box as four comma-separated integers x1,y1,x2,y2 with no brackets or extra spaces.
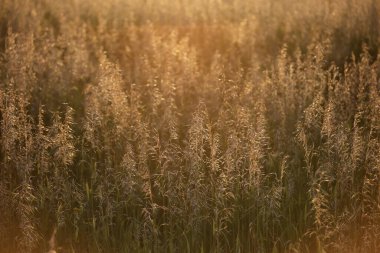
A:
0,0,379,252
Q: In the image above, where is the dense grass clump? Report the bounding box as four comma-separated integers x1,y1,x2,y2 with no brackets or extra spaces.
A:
0,0,379,252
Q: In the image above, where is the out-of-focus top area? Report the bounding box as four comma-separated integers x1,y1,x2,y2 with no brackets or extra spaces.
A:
0,0,379,67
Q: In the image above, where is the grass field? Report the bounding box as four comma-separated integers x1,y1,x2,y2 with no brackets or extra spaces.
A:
0,0,379,252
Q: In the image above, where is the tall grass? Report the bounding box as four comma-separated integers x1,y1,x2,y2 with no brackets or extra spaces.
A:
0,0,379,252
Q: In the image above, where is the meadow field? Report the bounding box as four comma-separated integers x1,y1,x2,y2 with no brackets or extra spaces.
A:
0,0,379,252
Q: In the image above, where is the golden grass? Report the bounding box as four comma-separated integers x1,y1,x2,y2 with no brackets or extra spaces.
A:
0,0,379,252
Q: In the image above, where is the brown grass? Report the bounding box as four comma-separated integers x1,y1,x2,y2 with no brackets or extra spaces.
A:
0,0,379,252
